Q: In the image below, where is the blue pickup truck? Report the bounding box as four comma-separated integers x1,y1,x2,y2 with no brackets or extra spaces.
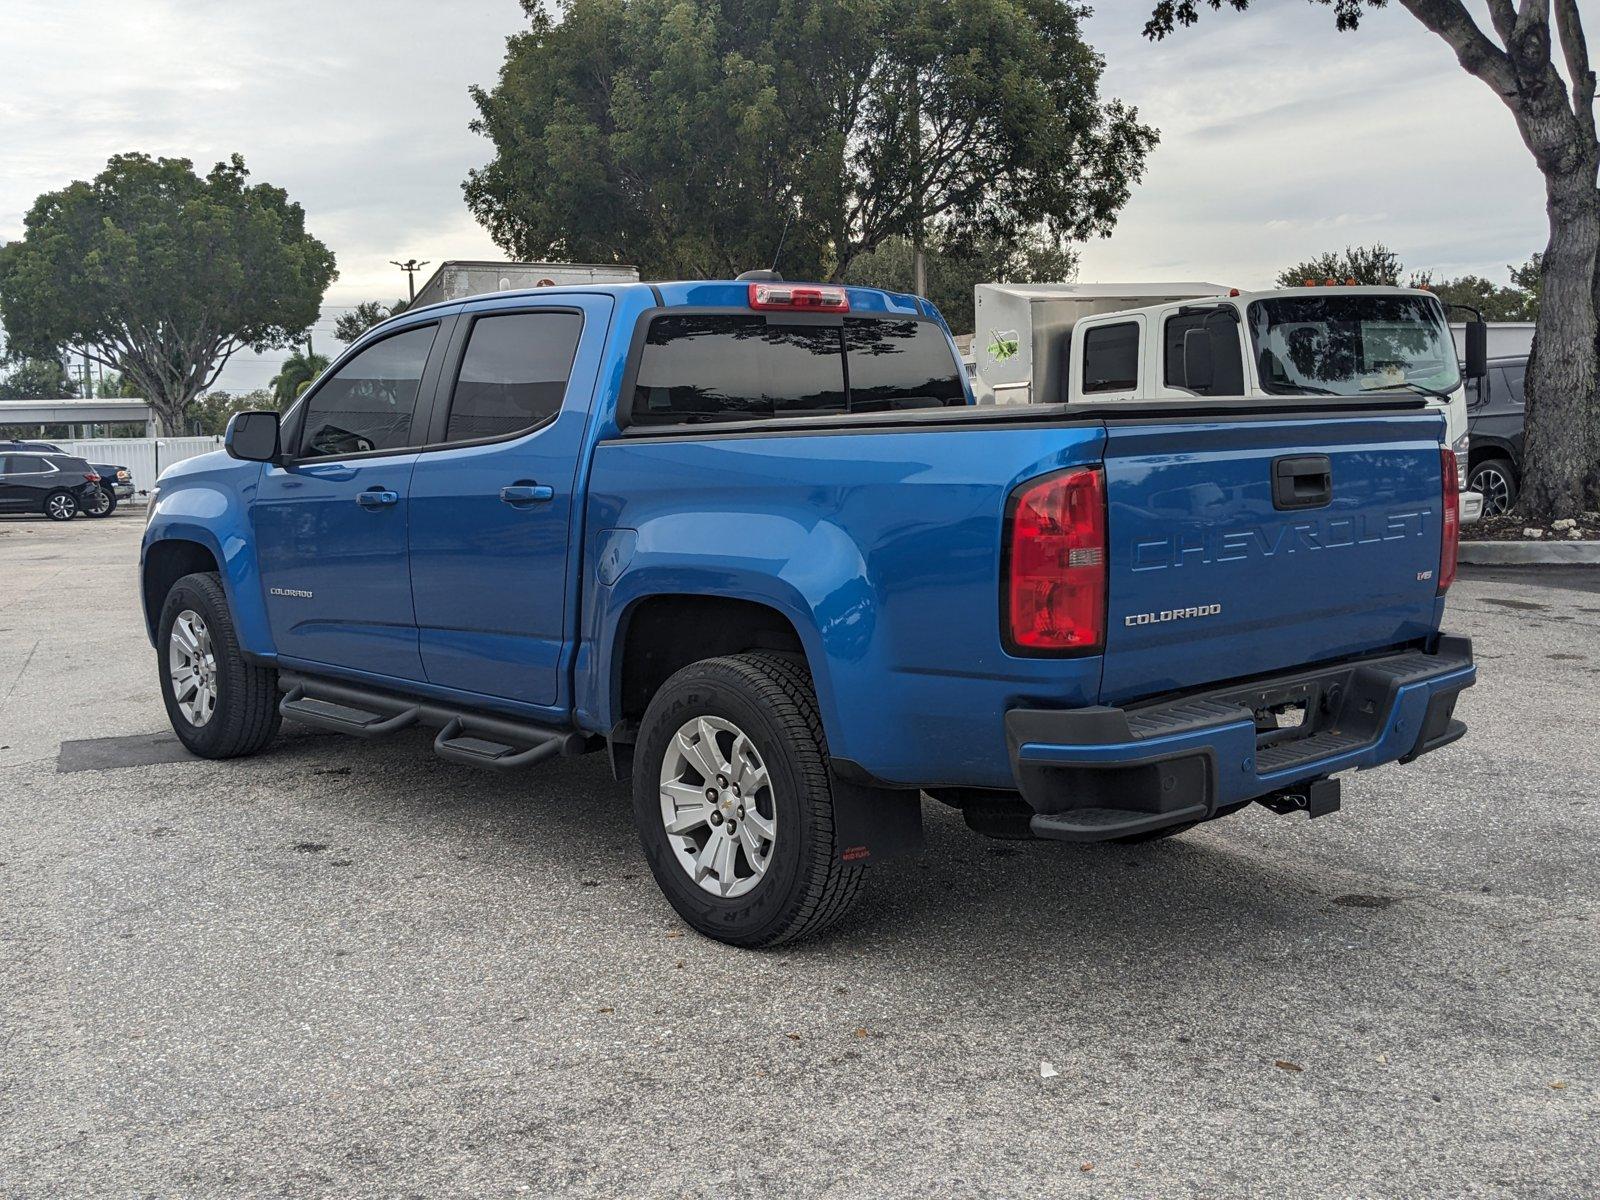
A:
141,278,1475,945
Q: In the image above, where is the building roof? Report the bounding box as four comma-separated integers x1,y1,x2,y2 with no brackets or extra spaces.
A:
0,398,153,424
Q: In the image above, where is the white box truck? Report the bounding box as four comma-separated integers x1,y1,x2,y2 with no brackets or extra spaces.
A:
973,281,1487,521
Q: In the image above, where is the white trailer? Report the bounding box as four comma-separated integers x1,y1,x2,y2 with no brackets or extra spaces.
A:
411,260,640,309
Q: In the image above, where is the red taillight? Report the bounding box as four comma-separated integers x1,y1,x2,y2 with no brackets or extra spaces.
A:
747,283,849,312
84,472,100,483
1439,446,1458,594
1004,468,1106,654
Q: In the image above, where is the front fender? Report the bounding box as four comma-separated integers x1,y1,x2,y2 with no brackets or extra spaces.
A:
141,460,272,657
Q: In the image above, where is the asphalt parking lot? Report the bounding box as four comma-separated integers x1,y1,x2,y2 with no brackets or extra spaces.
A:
1,512,1595,1198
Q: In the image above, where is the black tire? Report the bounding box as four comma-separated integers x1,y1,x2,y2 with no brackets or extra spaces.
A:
1467,457,1518,517
632,652,866,947
157,571,281,759
85,486,117,517
42,490,78,521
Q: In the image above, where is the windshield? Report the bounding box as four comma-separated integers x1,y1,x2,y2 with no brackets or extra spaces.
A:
1248,295,1460,397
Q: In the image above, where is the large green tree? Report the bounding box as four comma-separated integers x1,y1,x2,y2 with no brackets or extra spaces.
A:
0,153,337,435
1275,243,1420,288
1145,1,1598,520
334,300,408,344
269,349,330,406
1275,244,1542,320
466,0,1157,282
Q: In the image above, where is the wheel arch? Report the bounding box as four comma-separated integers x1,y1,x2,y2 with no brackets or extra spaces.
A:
141,537,222,644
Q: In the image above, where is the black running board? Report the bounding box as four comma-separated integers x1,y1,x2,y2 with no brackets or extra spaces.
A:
278,672,588,770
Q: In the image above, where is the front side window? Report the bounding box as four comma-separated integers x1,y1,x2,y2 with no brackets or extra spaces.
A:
299,324,437,458
444,311,584,442
1082,322,1139,394
1248,295,1460,397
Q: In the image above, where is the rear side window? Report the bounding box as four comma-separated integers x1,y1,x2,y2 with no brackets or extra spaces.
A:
299,324,437,458
1499,363,1525,405
1162,311,1244,396
1082,323,1139,394
631,314,963,424
444,312,584,442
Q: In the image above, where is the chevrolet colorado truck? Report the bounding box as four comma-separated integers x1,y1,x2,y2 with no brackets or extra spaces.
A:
141,278,1476,946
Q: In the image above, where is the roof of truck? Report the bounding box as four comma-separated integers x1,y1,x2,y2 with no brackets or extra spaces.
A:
977,281,1234,301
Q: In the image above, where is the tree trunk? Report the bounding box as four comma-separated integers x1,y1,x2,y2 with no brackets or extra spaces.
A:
1520,164,1600,520
150,389,192,438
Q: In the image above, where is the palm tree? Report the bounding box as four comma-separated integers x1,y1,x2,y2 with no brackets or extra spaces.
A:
270,349,330,407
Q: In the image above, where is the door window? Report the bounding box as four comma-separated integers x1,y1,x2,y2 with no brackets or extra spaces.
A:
298,324,438,458
1082,322,1140,394
443,312,584,443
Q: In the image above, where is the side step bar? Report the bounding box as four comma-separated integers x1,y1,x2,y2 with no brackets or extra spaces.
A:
278,672,589,771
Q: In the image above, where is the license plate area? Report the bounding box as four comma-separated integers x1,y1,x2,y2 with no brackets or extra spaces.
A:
1250,680,1327,751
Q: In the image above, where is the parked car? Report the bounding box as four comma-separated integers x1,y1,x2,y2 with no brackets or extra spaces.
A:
0,450,103,520
0,440,134,516
142,277,1474,946
1464,355,1527,517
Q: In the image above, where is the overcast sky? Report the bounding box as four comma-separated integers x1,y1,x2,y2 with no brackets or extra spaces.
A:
0,0,1549,394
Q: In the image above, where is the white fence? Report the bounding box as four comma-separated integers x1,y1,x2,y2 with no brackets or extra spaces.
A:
52,437,223,496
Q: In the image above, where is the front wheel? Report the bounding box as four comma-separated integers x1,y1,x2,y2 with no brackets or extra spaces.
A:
632,653,865,947
157,572,281,759
43,490,78,521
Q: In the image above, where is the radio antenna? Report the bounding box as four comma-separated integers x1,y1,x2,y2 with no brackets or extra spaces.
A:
770,210,794,276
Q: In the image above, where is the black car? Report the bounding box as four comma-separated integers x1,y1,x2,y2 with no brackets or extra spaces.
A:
0,439,134,515
1464,356,1527,517
0,451,104,520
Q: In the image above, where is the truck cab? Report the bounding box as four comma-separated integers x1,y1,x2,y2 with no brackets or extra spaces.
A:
993,285,1485,522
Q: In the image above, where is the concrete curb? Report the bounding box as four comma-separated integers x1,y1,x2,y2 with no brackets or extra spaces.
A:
1459,540,1600,565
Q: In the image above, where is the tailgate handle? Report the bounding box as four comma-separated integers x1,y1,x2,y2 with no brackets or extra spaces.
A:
1272,455,1332,510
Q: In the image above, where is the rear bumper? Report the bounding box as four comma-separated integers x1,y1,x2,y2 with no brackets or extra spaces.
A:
1006,636,1475,841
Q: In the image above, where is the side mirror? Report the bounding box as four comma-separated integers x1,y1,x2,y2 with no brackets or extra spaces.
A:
1182,328,1214,392
225,410,281,463
1463,319,1489,380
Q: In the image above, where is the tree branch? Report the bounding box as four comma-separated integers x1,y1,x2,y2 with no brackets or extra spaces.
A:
1398,1,1522,100
1552,0,1597,145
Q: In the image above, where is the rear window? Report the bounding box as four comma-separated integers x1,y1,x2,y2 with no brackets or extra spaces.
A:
1082,322,1139,393
631,314,963,424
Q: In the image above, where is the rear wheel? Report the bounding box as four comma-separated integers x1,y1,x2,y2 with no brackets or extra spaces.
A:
43,490,78,521
84,486,116,517
158,572,281,759
1467,458,1518,517
632,652,865,947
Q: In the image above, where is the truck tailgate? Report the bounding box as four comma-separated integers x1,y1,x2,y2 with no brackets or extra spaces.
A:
1100,410,1446,705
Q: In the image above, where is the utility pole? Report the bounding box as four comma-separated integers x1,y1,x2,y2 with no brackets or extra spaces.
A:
391,258,430,303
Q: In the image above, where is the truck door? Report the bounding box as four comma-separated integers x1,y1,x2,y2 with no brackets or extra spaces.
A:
253,320,448,681
406,294,614,711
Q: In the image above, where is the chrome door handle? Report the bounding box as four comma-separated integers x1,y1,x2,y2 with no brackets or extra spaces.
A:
357,489,399,509
500,484,555,506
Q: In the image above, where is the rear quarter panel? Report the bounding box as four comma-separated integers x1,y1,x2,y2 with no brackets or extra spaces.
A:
580,424,1108,788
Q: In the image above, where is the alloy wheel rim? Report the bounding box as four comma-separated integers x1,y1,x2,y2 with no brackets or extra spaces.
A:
659,715,777,898
168,609,218,727
47,494,73,519
85,489,110,515
1472,467,1513,517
